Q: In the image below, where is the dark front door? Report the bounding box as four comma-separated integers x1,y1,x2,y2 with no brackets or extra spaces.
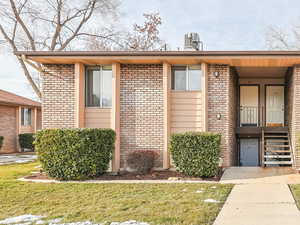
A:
240,138,259,166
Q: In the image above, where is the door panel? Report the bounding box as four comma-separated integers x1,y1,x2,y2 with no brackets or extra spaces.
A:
266,86,284,127
240,138,259,166
240,86,259,126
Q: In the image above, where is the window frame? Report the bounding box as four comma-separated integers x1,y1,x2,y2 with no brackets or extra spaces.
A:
21,107,32,126
171,65,202,91
85,65,112,108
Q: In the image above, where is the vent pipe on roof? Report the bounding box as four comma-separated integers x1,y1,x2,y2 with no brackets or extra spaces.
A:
184,33,203,51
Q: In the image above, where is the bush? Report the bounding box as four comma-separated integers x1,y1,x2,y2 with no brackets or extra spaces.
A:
126,150,159,174
0,136,3,149
170,132,221,177
34,128,116,180
19,133,35,150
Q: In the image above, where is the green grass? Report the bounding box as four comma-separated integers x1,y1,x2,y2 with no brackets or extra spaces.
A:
290,185,300,209
0,162,233,225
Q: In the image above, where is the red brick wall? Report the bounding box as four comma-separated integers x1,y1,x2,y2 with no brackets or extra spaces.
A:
0,105,17,153
207,64,237,167
42,64,75,129
120,64,164,168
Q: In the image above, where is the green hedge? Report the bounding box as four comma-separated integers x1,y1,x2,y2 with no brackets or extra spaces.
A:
19,133,35,150
170,132,221,177
0,136,3,149
34,128,116,180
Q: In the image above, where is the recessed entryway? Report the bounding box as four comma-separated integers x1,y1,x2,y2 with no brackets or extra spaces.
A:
239,138,259,167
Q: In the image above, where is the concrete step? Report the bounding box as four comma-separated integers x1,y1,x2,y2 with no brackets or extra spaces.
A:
264,155,291,159
265,150,291,153
265,145,290,148
263,161,292,165
264,135,288,138
265,140,289,143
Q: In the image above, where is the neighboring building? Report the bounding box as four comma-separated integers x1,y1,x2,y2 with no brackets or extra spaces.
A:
0,89,41,153
14,50,300,170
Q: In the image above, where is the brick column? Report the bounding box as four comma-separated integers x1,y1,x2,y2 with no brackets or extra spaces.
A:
207,64,237,167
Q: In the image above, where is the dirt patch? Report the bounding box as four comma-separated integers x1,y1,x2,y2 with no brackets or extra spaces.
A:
24,169,223,181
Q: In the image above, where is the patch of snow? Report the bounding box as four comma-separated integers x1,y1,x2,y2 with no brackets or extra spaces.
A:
195,190,203,193
182,188,187,192
111,221,149,225
0,214,43,224
0,215,148,225
204,199,220,203
48,218,63,224
15,160,31,163
210,186,217,189
50,222,100,225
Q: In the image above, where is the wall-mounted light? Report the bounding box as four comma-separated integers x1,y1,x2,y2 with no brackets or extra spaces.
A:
214,71,220,78
216,114,221,120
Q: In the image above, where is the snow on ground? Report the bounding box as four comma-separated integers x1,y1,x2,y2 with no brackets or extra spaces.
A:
0,215,149,225
0,154,37,165
204,199,220,203
0,215,43,224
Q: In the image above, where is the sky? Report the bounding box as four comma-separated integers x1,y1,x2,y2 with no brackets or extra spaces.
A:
0,0,300,100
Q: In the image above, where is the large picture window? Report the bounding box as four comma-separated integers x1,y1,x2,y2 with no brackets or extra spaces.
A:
21,108,32,126
171,65,202,91
85,66,112,107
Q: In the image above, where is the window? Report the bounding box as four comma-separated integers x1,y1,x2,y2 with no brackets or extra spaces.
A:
85,65,112,107
21,108,32,126
171,65,202,91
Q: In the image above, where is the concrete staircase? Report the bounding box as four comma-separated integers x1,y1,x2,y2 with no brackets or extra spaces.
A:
262,130,293,167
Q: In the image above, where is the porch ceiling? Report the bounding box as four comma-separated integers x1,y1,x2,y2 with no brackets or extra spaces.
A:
14,50,300,67
236,67,288,78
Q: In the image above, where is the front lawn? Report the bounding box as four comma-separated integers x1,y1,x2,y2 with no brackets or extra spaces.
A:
289,184,300,209
0,162,233,225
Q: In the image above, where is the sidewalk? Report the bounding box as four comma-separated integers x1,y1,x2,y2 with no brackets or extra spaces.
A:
214,167,300,225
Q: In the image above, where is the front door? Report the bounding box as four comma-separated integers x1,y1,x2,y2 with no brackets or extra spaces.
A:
266,86,284,127
240,138,259,166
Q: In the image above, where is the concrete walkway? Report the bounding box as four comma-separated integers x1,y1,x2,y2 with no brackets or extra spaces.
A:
214,167,300,225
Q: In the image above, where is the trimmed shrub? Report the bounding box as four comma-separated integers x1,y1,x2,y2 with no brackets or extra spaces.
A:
19,133,35,150
34,128,115,180
0,136,3,149
126,150,159,174
170,132,221,177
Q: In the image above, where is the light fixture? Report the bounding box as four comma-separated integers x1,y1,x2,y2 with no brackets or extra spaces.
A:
214,71,220,78
216,114,221,120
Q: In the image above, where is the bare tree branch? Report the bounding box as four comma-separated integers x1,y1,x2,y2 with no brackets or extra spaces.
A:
265,24,300,50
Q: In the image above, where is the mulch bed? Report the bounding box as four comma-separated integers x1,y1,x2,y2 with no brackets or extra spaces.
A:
24,169,223,181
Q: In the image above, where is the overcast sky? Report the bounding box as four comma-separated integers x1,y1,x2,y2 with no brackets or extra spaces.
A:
0,0,299,100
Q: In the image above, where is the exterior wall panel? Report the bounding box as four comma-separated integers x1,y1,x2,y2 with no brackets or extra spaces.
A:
170,91,203,133
84,108,111,128
0,105,17,153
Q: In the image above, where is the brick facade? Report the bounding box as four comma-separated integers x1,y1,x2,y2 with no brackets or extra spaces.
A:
207,64,237,167
41,62,238,169
0,105,17,153
120,64,164,168
287,66,300,167
42,64,75,128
